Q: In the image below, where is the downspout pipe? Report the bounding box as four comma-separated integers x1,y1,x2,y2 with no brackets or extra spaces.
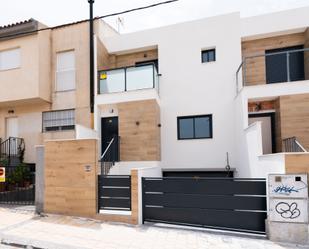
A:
88,0,95,115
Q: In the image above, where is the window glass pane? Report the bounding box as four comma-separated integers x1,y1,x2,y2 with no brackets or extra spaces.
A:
56,70,75,91
126,65,154,91
100,69,125,93
0,48,21,70
179,118,194,139
208,50,215,61
195,116,211,138
56,51,75,91
57,51,75,70
202,52,208,63
42,110,75,132
202,49,215,63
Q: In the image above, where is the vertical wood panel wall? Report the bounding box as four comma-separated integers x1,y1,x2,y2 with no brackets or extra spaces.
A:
285,154,309,174
279,93,309,151
44,139,98,217
305,28,309,80
98,49,158,71
242,32,305,86
44,139,139,224
118,99,161,161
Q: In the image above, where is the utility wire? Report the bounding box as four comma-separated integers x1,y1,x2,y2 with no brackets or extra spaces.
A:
0,0,179,40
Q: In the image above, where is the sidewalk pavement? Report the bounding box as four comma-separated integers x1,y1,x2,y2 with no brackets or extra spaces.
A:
0,206,308,249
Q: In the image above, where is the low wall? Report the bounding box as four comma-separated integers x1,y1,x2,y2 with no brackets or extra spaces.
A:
285,153,309,174
75,124,98,139
44,139,98,217
42,138,161,225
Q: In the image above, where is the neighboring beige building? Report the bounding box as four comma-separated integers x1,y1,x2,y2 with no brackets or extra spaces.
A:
0,18,116,164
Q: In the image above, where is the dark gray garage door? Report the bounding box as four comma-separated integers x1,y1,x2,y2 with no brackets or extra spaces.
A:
142,177,267,234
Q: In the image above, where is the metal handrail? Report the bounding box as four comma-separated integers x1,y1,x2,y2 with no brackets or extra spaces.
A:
100,137,115,161
236,47,309,92
0,137,25,166
295,140,307,152
243,47,309,60
99,136,120,175
283,137,307,153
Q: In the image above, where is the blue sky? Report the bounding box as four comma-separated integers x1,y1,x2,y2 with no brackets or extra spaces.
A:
1,0,309,33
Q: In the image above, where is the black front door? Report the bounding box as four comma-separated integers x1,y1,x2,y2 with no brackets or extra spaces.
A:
266,45,305,84
101,117,119,162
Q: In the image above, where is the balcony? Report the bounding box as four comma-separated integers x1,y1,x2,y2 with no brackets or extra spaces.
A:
98,63,159,94
236,47,309,92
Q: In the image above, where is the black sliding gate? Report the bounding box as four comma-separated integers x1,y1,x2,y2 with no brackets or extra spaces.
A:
142,177,267,234
98,175,131,211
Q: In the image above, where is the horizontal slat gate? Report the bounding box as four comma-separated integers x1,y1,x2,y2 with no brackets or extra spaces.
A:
142,177,267,234
98,175,131,211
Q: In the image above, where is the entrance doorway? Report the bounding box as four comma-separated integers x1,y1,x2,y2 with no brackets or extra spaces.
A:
6,117,19,138
101,117,119,161
249,113,276,154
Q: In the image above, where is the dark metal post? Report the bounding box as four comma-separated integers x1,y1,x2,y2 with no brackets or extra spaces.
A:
286,52,290,82
88,0,95,113
243,58,247,87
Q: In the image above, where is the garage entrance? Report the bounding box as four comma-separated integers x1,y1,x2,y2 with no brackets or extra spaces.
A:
142,177,267,234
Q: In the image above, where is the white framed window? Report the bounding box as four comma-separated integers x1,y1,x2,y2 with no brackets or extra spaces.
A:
56,50,76,91
0,48,21,71
42,109,75,132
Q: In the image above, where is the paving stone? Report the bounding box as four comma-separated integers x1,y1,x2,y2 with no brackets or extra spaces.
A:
0,206,308,249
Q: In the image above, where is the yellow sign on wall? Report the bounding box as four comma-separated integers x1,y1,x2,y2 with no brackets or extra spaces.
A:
0,167,5,183
100,73,107,80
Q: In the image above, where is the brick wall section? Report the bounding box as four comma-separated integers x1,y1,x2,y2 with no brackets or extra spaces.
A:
44,139,139,224
118,100,161,161
248,100,275,112
242,32,305,86
279,93,309,151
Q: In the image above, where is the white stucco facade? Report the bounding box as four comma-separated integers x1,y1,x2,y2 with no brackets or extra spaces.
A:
94,8,309,177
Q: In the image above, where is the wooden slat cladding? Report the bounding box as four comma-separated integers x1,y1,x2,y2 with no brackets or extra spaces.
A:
274,98,282,152
99,49,158,71
44,139,98,217
44,139,139,224
111,49,158,68
285,154,309,174
279,93,309,151
305,28,309,80
242,32,306,86
118,99,161,161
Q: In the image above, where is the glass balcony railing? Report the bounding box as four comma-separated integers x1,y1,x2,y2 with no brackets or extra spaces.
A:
236,47,309,93
98,64,159,94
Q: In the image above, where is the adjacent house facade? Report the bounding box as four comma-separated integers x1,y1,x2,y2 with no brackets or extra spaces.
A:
1,7,309,178
0,18,115,164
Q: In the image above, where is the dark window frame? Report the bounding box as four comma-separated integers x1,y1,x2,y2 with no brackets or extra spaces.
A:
201,49,216,63
177,114,213,140
42,108,75,133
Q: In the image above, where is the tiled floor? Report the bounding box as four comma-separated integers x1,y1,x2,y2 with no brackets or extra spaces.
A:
0,206,307,249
